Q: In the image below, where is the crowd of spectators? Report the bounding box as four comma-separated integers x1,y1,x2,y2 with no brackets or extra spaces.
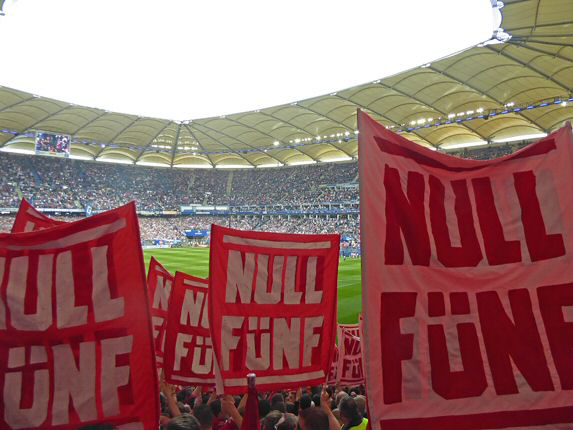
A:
229,163,358,206
0,143,526,211
0,153,358,210
0,142,527,245
0,213,361,244
447,142,528,160
153,381,368,430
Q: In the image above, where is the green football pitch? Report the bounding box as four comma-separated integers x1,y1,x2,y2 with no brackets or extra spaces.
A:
143,248,362,324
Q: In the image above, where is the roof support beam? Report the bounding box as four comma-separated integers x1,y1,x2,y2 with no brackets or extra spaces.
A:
506,41,573,66
1,105,71,147
0,96,36,114
192,121,284,164
72,110,109,136
134,121,173,162
187,122,255,167
182,124,215,166
373,82,490,141
170,124,182,167
93,116,140,159
334,94,436,147
427,65,548,132
211,116,313,163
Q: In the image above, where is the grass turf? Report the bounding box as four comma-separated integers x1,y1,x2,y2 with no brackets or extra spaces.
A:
143,248,362,324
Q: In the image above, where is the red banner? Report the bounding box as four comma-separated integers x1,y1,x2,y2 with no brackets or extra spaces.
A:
336,324,364,387
163,271,215,386
11,199,67,233
0,202,159,429
147,257,174,368
326,345,339,386
208,224,339,394
359,110,573,429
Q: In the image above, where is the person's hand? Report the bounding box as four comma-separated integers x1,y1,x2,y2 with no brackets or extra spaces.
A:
321,386,331,410
296,386,303,401
160,379,176,399
221,394,236,414
221,394,243,426
159,415,170,429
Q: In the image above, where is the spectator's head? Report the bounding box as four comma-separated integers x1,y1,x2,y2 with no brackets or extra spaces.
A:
271,401,286,413
339,397,362,426
332,408,342,424
262,410,283,430
193,404,214,430
335,390,350,407
167,414,201,430
271,393,284,405
179,401,191,414
209,399,222,419
298,408,329,430
299,394,312,410
355,395,367,417
258,398,271,418
311,394,320,408
277,412,297,430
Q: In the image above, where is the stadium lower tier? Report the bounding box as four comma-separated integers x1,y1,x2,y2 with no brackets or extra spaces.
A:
0,214,361,246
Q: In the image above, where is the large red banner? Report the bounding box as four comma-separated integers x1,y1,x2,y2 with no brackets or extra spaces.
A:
0,202,159,429
163,271,215,386
208,224,339,394
336,324,364,387
359,110,573,429
147,257,174,368
11,199,67,233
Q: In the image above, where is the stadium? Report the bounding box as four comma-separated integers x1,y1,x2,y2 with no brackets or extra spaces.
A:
1,0,573,429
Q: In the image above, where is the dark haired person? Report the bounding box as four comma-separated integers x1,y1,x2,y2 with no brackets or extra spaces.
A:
298,408,330,430
193,404,214,430
167,415,201,430
339,397,367,430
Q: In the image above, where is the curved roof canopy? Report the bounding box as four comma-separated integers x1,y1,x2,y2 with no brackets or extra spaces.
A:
0,0,571,168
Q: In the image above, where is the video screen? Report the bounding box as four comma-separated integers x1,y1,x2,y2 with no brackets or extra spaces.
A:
35,132,70,157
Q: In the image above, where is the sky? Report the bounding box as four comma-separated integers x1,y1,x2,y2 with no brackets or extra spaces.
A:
0,0,496,120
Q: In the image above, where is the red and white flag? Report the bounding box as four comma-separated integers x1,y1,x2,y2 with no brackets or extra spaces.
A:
163,271,215,387
326,345,339,386
147,257,174,368
359,110,573,429
336,324,364,387
11,199,67,233
208,224,340,394
0,202,159,430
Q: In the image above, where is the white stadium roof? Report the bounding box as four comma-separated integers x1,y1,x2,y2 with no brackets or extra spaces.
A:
0,0,571,168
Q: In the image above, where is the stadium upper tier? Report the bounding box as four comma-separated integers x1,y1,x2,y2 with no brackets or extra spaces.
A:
0,151,359,210
0,0,571,168
0,142,525,211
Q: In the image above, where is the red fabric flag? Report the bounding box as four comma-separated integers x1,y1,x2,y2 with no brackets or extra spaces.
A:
147,257,174,368
359,110,573,429
0,202,159,429
326,345,339,386
240,377,260,430
163,271,215,386
11,198,67,233
336,324,364,387
208,224,339,394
